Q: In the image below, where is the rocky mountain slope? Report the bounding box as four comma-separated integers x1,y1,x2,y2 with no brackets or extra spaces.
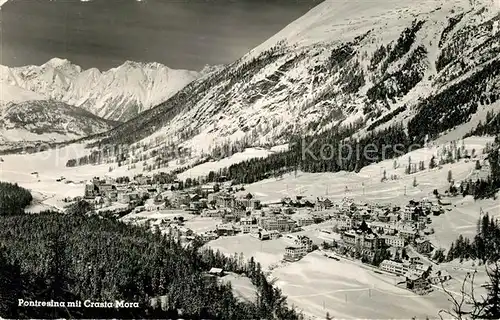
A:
0,58,200,121
0,99,116,150
87,0,499,165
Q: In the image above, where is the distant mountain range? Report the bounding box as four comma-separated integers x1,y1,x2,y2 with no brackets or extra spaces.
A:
0,58,201,122
0,58,209,148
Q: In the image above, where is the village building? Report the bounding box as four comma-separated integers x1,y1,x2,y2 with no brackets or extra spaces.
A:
216,224,237,236
208,267,224,277
296,216,314,227
405,272,429,294
260,216,295,232
316,197,333,210
341,221,383,254
398,227,417,242
241,224,259,234
258,230,270,241
333,216,354,231
380,260,411,276
295,236,313,252
403,205,417,221
284,246,307,261
415,238,433,254
269,230,281,240
382,235,405,248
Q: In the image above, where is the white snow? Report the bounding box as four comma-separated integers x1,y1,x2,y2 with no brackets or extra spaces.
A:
0,59,200,121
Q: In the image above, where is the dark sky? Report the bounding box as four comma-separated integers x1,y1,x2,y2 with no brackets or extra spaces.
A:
0,0,321,71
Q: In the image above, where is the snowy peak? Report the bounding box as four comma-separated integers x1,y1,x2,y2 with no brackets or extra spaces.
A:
0,59,201,121
247,0,498,58
90,0,500,165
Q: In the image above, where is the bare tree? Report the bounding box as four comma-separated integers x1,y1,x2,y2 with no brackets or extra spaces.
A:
438,270,487,320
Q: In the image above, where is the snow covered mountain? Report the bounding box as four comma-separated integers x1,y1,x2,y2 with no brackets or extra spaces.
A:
62,0,500,172
0,59,200,121
0,99,116,150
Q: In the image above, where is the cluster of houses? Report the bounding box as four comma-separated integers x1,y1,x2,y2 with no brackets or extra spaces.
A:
330,198,439,257
316,197,454,294
379,255,451,294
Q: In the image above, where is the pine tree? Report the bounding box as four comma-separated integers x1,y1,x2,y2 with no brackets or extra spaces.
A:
480,263,500,319
429,156,436,169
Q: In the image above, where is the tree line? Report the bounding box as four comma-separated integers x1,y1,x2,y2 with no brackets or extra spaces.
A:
446,213,500,263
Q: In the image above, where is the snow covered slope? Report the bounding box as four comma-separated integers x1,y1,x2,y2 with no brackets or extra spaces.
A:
89,0,500,166
0,83,45,103
0,100,116,150
0,59,200,121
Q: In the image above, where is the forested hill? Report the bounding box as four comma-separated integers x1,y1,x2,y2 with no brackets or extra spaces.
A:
0,182,33,215
0,212,304,319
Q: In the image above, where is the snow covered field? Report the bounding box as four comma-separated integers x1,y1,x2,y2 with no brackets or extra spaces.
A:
272,252,452,319
207,236,452,319
0,144,113,208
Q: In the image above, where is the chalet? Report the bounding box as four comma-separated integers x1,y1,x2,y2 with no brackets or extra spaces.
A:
438,199,452,206
405,272,429,293
189,194,201,202
208,267,224,277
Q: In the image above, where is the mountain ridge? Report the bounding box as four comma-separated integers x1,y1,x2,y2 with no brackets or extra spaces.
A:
83,0,499,159
0,58,201,121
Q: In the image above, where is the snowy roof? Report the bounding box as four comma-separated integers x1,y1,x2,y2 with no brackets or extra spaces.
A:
209,267,223,274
